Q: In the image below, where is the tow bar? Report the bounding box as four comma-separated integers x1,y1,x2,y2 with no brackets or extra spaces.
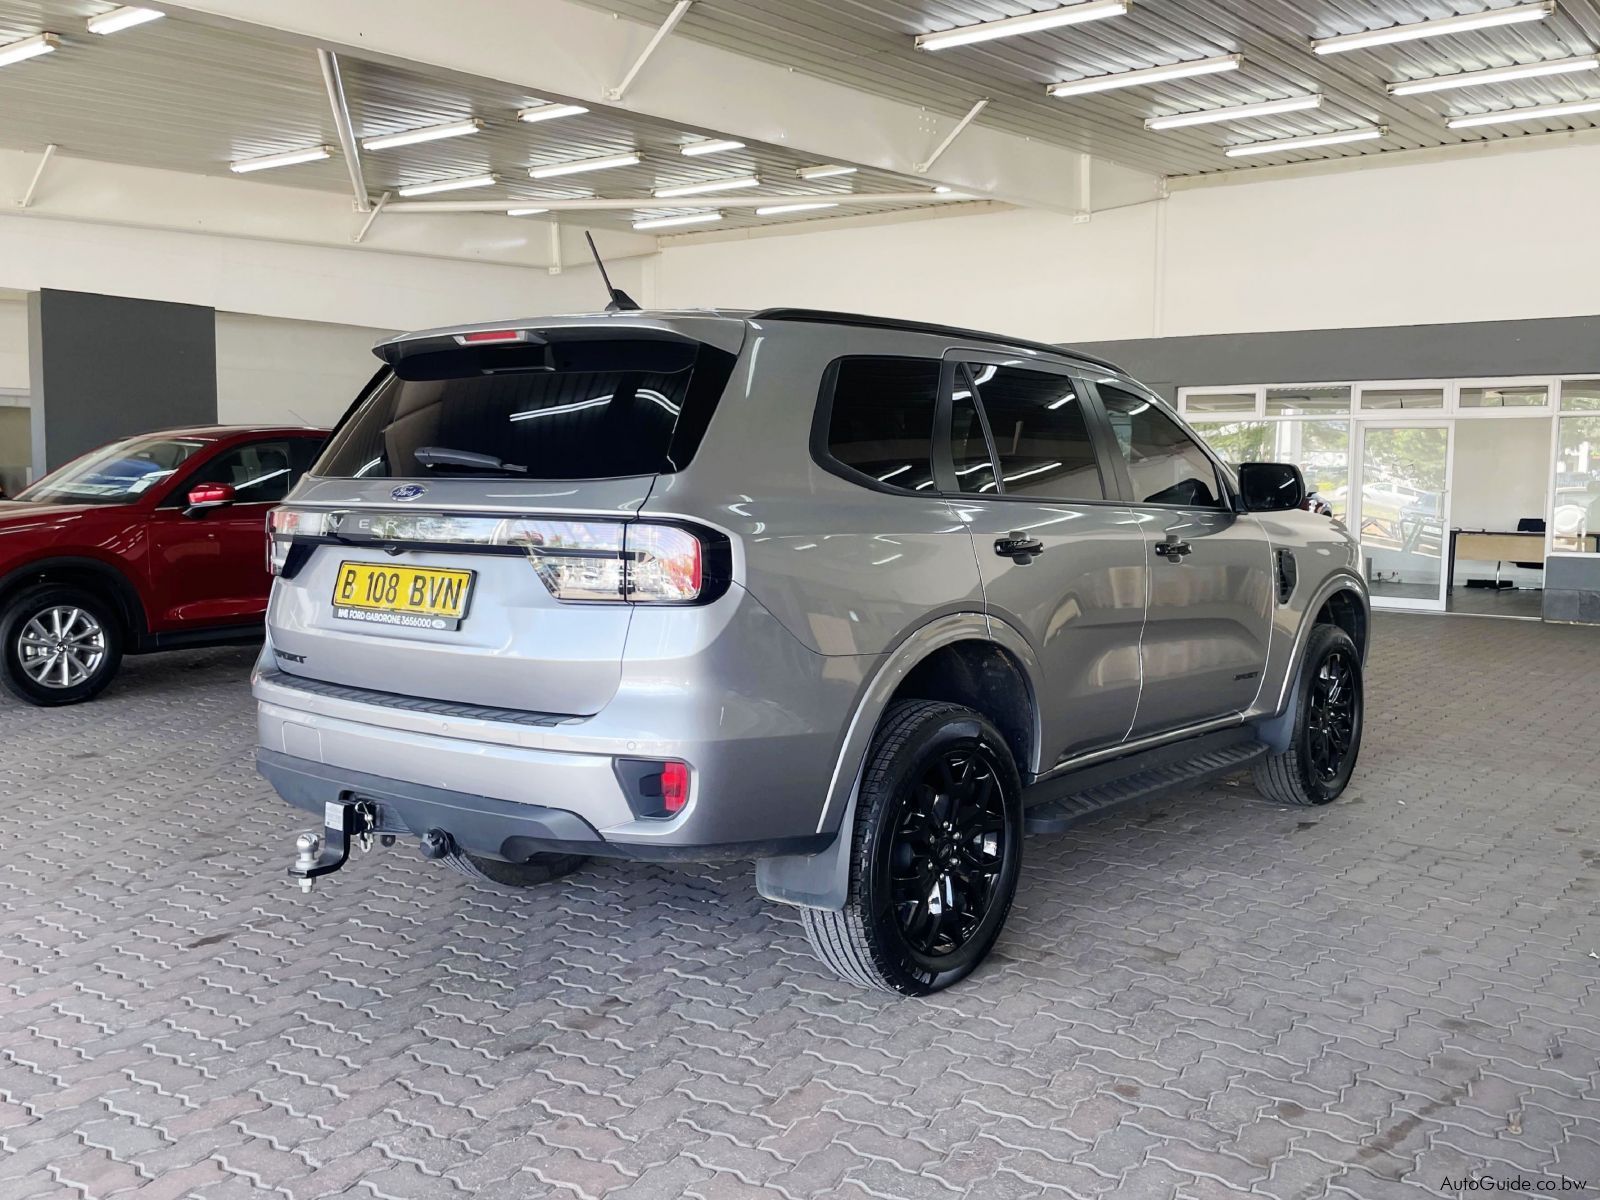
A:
288,800,377,893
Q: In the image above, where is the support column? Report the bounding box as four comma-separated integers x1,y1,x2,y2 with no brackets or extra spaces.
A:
27,289,217,474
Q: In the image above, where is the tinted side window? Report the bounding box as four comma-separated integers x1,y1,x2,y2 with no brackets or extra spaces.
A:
175,440,298,505
970,365,1102,500
950,365,997,495
825,356,939,490
1100,384,1224,508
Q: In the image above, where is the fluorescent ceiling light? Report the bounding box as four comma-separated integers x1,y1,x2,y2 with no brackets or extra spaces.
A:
1224,127,1387,157
653,175,761,198
508,207,549,216
518,102,588,123
397,173,497,196
633,212,723,230
86,6,163,34
529,152,639,179
1313,2,1553,56
229,145,333,173
0,32,59,66
932,185,953,193
680,139,745,156
1389,55,1600,95
1050,53,1243,98
755,202,840,215
916,0,1128,50
1146,94,1322,130
1447,97,1600,128
361,119,482,151
798,164,856,179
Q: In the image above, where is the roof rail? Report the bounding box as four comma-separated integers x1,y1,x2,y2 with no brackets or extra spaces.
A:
750,307,1125,375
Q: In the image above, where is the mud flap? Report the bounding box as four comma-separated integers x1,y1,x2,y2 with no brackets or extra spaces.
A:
754,771,861,912
1255,666,1303,754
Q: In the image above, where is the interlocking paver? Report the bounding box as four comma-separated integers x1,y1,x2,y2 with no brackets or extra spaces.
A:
1,615,1597,1199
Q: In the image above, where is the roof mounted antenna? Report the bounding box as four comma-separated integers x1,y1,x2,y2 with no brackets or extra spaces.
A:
585,230,642,312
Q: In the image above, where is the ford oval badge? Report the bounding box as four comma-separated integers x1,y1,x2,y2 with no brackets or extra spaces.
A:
391,484,428,502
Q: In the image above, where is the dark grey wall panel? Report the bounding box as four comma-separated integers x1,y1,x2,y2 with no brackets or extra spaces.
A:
1071,314,1600,404
1544,556,1600,624
28,289,217,472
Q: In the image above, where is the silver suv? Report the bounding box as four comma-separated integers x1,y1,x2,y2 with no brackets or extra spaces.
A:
256,308,1369,994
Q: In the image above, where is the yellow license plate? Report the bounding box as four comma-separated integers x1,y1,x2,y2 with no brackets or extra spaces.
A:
331,562,475,631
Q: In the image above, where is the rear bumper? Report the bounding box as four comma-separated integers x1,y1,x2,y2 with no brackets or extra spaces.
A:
253,583,876,856
258,750,831,863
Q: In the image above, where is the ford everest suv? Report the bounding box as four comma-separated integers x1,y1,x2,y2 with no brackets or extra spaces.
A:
256,309,1368,995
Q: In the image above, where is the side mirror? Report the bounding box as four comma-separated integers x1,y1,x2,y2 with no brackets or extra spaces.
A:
185,482,236,516
1236,462,1307,513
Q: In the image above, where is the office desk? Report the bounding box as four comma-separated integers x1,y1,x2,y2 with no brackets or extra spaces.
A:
1448,529,1600,588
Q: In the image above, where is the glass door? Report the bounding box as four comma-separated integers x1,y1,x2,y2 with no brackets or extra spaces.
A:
1352,421,1453,611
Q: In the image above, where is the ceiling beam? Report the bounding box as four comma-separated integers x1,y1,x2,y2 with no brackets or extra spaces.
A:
161,0,1162,216
386,191,979,213
16,144,57,209
607,0,692,102
316,49,370,213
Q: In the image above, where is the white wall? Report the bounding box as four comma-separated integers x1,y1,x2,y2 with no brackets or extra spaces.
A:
0,211,640,334
0,297,26,391
1452,418,1553,534
651,138,1600,344
216,313,394,428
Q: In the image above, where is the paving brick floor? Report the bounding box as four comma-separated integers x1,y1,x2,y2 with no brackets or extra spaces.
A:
1,614,1597,1199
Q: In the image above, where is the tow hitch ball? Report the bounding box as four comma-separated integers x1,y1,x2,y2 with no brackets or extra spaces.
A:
288,801,377,893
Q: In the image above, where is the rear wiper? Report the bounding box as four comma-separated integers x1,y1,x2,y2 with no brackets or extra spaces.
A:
413,446,528,475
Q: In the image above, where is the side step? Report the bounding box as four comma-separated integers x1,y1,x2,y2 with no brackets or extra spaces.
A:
1023,736,1270,835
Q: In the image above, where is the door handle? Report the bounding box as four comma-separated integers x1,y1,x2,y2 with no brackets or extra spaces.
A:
995,532,1045,564
1154,535,1193,562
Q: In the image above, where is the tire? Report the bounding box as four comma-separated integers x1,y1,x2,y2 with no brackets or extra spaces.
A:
441,849,587,889
802,700,1024,996
0,584,124,707
1252,623,1364,807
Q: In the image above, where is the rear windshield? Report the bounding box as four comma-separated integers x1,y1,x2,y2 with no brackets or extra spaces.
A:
317,338,733,481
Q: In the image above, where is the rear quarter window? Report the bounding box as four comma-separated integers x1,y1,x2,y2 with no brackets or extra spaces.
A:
819,356,940,492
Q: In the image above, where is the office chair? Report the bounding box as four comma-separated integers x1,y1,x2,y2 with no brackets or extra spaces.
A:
1514,517,1545,571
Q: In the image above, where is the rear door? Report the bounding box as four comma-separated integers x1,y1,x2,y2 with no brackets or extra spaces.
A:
146,437,311,628
940,352,1148,765
1092,381,1273,735
265,325,740,716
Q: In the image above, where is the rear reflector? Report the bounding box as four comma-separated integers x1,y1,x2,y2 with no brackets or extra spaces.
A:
453,329,529,345
661,762,690,815
615,758,693,820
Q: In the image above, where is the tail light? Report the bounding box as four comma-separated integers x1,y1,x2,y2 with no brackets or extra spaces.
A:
267,507,334,575
265,508,722,603
505,520,705,603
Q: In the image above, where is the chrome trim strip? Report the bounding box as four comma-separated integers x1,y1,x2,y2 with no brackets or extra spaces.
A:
1036,713,1246,782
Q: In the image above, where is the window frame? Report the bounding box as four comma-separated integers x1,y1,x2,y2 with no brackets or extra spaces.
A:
1088,375,1237,513
809,353,944,497
933,347,1122,507
1179,374,1592,561
158,436,306,509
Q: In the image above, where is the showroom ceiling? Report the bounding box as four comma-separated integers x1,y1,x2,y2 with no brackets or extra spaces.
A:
2,0,1597,240
580,0,1600,176
0,0,952,233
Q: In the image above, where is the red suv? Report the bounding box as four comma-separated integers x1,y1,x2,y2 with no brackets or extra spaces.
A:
0,426,326,706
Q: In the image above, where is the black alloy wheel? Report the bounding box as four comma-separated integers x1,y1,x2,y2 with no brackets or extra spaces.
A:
1251,622,1364,807
802,700,1023,995
884,747,1009,961
1304,646,1358,784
